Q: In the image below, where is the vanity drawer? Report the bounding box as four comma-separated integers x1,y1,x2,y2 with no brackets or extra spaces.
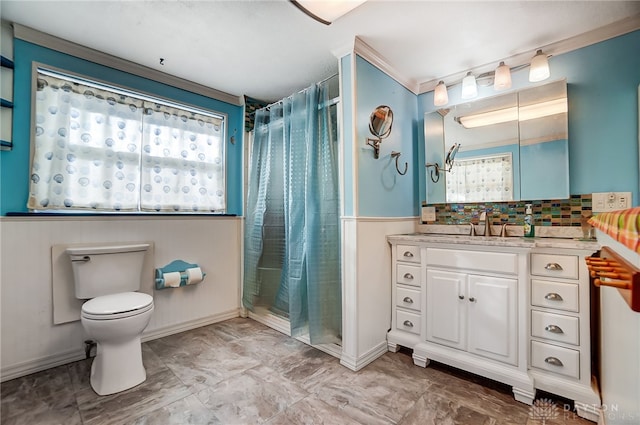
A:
531,340,579,379
397,244,421,263
531,310,579,346
531,254,579,280
397,310,421,335
531,279,579,312
396,286,421,312
426,248,517,275
396,264,420,287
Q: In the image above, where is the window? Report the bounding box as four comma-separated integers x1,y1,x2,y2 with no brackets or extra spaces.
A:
446,153,513,203
28,67,226,213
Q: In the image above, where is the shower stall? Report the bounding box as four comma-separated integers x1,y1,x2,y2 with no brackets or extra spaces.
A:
242,75,342,356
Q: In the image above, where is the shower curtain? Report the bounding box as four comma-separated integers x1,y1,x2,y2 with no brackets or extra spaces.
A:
243,81,341,345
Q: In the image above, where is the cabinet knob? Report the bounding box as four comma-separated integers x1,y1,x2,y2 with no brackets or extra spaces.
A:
468,297,476,302
544,356,564,367
458,295,465,300
403,273,414,280
544,292,563,301
545,324,564,334
545,262,563,271
403,296,414,304
403,320,414,328
403,251,414,258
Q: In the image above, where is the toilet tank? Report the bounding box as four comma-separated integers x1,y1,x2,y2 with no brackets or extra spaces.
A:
66,243,150,299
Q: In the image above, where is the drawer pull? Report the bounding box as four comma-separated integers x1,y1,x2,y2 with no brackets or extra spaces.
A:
402,296,414,304
544,292,563,301
468,297,476,303
458,295,465,300
403,320,414,328
545,324,564,334
544,356,564,367
403,273,414,280
403,251,414,258
545,262,563,271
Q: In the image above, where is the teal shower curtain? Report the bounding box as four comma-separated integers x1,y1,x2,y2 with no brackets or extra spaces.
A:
243,82,341,345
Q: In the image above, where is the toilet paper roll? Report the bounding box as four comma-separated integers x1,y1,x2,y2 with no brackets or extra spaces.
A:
185,267,203,285
163,271,182,288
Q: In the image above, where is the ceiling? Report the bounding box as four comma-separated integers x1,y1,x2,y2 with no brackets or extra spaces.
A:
2,1,639,103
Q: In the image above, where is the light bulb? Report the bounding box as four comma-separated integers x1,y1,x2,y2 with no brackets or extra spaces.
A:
461,72,478,99
494,62,512,91
529,49,550,82
434,81,448,106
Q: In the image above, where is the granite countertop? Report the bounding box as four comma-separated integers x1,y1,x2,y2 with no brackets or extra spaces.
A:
388,233,600,251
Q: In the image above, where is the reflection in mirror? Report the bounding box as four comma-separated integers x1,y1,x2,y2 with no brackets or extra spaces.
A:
424,79,568,204
366,105,393,159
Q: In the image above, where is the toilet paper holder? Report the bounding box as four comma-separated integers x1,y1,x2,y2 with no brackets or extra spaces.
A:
155,260,206,290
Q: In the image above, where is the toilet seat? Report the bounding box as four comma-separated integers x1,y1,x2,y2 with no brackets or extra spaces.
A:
82,292,153,320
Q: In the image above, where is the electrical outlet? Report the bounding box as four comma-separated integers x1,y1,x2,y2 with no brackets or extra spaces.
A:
592,192,632,213
422,206,436,222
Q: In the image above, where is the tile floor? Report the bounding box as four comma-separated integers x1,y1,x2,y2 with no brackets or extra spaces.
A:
1,317,594,424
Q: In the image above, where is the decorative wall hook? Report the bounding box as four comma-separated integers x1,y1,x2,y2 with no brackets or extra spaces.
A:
390,151,408,175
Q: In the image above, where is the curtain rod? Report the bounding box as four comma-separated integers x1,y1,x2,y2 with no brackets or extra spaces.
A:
260,73,339,112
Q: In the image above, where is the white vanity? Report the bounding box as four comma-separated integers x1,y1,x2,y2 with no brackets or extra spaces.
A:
387,233,601,421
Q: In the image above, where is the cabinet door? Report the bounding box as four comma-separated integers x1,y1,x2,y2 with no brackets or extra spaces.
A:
467,275,518,365
426,269,467,350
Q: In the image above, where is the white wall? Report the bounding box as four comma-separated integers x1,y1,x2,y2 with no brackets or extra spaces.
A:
341,217,415,370
0,216,242,381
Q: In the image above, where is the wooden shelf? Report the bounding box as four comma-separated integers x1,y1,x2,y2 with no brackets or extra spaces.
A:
1,55,14,69
587,246,640,312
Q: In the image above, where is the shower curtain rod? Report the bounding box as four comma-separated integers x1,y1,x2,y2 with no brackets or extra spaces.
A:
260,73,339,112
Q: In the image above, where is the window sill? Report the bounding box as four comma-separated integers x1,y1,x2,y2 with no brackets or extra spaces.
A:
4,212,237,218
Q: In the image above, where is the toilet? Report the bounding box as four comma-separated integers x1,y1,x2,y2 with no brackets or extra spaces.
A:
66,243,154,396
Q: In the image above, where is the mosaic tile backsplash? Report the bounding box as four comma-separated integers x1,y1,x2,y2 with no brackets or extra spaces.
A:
423,194,592,227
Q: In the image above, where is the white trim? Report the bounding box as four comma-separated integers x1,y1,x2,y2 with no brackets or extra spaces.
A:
353,37,419,94
141,309,241,342
0,215,243,223
341,216,417,222
12,23,243,106
350,52,359,217
418,14,640,94
247,308,291,336
1,347,86,383
339,340,388,371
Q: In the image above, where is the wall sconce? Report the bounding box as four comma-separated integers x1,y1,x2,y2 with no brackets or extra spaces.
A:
529,49,550,82
425,143,460,183
493,61,512,91
434,81,449,106
366,105,393,159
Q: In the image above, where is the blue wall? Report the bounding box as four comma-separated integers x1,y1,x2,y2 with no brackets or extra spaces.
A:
0,39,244,216
355,55,419,217
418,30,640,206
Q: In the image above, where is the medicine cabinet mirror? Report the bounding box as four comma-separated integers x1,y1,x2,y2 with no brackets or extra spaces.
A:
424,79,569,203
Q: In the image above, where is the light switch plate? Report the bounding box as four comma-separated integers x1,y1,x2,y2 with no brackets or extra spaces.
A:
592,192,632,213
422,206,436,222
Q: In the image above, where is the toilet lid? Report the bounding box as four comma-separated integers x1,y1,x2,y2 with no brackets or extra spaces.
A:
82,292,153,320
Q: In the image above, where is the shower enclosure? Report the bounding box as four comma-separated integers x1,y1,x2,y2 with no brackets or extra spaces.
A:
243,76,342,353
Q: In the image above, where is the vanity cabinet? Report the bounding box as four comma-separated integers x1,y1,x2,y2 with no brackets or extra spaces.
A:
426,269,518,365
528,248,600,421
387,244,424,352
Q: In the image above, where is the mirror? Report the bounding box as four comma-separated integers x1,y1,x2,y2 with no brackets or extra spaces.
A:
366,105,393,158
425,79,568,203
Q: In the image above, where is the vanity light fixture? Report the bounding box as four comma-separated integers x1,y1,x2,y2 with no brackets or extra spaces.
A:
493,61,512,91
290,0,367,25
529,49,550,82
434,81,449,106
461,72,478,99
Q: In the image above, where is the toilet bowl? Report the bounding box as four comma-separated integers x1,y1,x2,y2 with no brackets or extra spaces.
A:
81,292,154,395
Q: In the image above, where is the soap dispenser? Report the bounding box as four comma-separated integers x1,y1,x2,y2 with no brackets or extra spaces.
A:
524,204,535,238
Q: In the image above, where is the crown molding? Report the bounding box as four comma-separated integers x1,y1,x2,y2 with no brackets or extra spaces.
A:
418,14,640,94
12,23,244,106
353,36,420,94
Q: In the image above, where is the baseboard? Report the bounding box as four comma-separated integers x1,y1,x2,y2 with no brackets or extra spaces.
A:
1,309,241,383
1,347,86,383
340,340,388,371
141,308,241,342
247,309,291,336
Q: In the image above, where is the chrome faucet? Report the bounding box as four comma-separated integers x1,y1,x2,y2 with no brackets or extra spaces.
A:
469,223,477,236
479,210,492,236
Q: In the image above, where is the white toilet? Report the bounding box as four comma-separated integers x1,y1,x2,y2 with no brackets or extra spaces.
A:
66,243,154,396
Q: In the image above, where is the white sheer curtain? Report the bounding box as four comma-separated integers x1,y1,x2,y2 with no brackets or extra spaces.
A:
28,69,225,212
446,153,513,202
